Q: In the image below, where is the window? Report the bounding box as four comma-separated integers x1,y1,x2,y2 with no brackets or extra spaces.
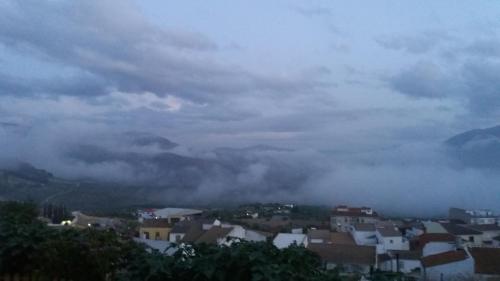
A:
155,232,160,240
175,234,182,242
143,231,150,239
390,239,393,244
469,236,474,242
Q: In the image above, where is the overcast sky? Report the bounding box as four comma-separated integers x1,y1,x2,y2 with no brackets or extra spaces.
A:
1,1,500,214
1,0,500,150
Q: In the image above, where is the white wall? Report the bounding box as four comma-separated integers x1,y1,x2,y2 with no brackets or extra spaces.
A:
376,232,409,252
423,242,455,257
352,230,377,246
245,230,267,242
169,232,185,243
423,258,473,281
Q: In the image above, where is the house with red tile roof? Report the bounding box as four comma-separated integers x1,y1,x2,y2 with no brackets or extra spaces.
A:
421,250,473,281
330,205,380,232
469,247,500,281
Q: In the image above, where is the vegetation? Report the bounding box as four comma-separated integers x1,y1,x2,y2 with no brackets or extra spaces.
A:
0,201,345,281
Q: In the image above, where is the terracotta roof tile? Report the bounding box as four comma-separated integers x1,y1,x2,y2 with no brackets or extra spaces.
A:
421,250,468,268
308,243,375,265
196,226,233,244
469,247,500,275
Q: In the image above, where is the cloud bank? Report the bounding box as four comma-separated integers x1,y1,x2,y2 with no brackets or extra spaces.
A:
1,0,500,216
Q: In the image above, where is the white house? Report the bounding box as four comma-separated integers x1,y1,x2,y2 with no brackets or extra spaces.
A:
449,208,497,225
273,233,308,249
350,223,377,246
245,229,271,242
378,250,421,274
330,206,380,232
375,225,409,253
465,224,500,246
168,220,193,243
308,244,376,274
423,221,448,234
441,223,484,248
307,229,331,244
421,250,473,281
416,233,457,257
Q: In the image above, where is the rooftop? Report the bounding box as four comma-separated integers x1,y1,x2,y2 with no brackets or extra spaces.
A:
422,221,448,234
414,233,456,249
441,223,482,235
464,224,500,232
196,226,233,244
273,233,307,249
308,244,375,265
469,247,500,275
307,229,331,241
352,223,376,232
376,226,401,237
421,250,468,268
330,232,356,245
180,222,204,243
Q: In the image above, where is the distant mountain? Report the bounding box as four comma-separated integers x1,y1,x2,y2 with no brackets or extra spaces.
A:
445,125,500,147
65,144,218,187
123,132,178,150
1,162,54,184
445,125,500,168
214,144,293,154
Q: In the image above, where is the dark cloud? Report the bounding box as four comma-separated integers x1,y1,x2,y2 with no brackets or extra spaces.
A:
0,0,327,103
0,72,109,97
388,61,453,98
389,59,500,115
464,39,500,58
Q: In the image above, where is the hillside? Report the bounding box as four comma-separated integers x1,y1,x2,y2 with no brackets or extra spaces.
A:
445,125,500,168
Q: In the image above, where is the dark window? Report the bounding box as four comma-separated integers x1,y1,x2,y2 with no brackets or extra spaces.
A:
171,218,180,223
155,232,160,240
469,236,474,242
144,231,150,239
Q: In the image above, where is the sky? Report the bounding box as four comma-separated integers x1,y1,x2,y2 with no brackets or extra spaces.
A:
1,0,500,215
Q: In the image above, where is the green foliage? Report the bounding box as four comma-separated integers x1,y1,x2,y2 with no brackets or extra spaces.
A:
1,201,344,281
119,241,342,281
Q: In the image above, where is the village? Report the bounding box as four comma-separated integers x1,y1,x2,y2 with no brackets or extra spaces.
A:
60,204,500,281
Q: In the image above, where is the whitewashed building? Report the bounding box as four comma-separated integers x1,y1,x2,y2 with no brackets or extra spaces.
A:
376,225,409,253
330,206,380,232
378,250,421,274
350,223,377,246
273,233,308,249
449,208,497,225
421,250,473,281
